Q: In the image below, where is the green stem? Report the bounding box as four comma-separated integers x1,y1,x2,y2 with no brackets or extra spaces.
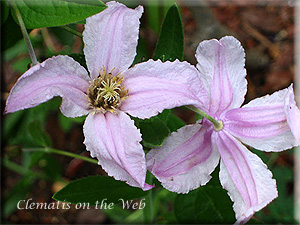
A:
22,147,98,165
2,157,48,179
9,0,38,65
186,105,223,130
143,174,154,224
61,26,83,38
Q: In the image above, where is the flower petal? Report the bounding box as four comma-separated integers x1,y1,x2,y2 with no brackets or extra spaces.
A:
214,131,278,224
83,1,143,79
223,86,298,151
5,55,90,118
146,122,220,194
121,59,209,119
285,84,300,144
195,36,247,116
83,111,152,190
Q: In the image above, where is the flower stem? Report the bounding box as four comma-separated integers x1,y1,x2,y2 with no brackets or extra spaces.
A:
186,105,223,130
143,174,154,224
9,0,38,65
61,25,83,38
3,157,48,180
22,147,98,165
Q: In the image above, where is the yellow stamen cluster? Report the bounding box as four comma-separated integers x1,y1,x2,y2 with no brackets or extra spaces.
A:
87,67,128,114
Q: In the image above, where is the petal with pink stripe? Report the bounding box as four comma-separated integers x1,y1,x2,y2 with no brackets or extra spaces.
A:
83,1,143,78
5,55,90,118
122,59,208,119
195,36,247,116
147,122,220,193
214,131,277,224
223,86,298,151
83,111,153,191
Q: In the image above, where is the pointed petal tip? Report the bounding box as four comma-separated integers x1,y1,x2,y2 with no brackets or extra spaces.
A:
217,132,279,225
3,107,14,115
83,112,149,190
106,1,144,13
84,0,143,77
142,183,155,191
285,83,300,145
234,189,278,225
3,104,10,114
146,124,220,194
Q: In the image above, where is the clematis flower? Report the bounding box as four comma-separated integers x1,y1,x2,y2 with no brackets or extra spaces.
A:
146,36,300,223
5,2,207,190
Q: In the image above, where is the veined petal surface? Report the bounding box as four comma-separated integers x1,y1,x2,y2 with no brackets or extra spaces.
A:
83,1,143,79
5,55,90,118
223,86,298,151
195,36,247,116
146,122,220,194
285,85,300,144
83,111,152,190
214,131,277,224
121,59,208,119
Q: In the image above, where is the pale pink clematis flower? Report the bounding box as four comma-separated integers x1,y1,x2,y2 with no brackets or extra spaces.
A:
5,2,206,190
147,36,300,223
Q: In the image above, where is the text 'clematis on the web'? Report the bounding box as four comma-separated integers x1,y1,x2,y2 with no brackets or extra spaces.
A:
147,36,300,224
4,1,206,191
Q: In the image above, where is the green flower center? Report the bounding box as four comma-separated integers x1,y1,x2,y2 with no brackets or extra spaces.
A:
213,120,224,131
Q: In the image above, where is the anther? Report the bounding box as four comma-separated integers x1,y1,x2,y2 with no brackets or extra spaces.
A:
87,66,128,114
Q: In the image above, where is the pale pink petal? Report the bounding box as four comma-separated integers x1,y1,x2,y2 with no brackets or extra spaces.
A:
146,122,220,194
121,59,209,119
285,84,300,144
195,36,247,116
223,86,298,151
83,1,143,79
214,131,278,224
83,111,152,190
5,55,90,118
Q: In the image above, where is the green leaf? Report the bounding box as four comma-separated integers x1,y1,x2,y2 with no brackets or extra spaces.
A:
23,151,44,169
132,37,148,65
53,176,148,205
157,109,185,132
11,57,31,73
145,1,160,34
255,165,296,223
68,53,87,70
28,120,52,147
174,169,235,224
49,26,76,50
136,116,170,148
13,0,106,29
153,4,184,61
58,113,86,132
134,109,185,148
38,154,62,179
145,0,175,34
61,0,105,6
104,204,143,223
1,0,9,25
2,13,23,50
3,98,60,147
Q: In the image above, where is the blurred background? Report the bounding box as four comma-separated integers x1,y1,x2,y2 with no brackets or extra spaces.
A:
1,0,297,223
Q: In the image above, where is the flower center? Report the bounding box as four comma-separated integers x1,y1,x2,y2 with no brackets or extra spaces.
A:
87,67,128,113
213,120,224,131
